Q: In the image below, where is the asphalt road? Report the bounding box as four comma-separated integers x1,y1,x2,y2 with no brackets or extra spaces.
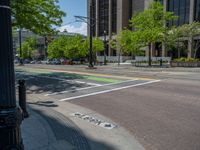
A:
16,65,200,150
70,78,200,150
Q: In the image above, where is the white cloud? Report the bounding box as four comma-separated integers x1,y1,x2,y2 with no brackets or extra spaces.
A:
58,23,87,36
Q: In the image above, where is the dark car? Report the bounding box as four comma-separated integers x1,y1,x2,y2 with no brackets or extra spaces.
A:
23,59,31,64
52,59,61,65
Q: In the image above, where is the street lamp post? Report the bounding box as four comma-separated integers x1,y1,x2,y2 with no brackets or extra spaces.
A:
0,0,24,149
44,36,48,60
149,44,152,67
75,1,95,68
103,30,107,65
19,28,23,65
89,4,94,68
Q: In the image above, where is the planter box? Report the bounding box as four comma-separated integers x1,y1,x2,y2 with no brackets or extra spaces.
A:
170,61,200,67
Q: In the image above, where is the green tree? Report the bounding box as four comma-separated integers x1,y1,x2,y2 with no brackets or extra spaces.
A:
177,22,200,58
48,35,104,61
84,37,104,63
64,35,87,59
48,36,66,59
129,1,177,65
110,30,145,56
84,37,104,53
17,37,36,59
48,35,87,59
11,0,66,35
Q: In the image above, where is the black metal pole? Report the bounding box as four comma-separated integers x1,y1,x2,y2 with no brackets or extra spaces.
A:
149,44,152,67
104,30,107,65
18,80,29,118
44,36,48,60
0,0,24,149
103,2,107,66
89,3,94,68
19,28,23,65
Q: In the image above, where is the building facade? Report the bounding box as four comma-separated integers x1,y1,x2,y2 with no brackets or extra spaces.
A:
13,30,46,60
87,0,200,58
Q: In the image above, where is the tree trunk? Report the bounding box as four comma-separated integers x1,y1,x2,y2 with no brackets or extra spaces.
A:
194,41,200,58
118,48,121,66
148,43,152,67
187,37,193,58
162,42,166,57
177,41,180,58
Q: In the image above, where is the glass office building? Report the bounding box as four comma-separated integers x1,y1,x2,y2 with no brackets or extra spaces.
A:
194,0,200,21
88,0,200,57
167,0,190,26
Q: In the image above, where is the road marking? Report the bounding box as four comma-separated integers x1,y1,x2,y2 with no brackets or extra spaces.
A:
59,80,161,101
71,112,117,129
86,82,102,86
45,79,137,96
17,67,154,80
74,81,86,84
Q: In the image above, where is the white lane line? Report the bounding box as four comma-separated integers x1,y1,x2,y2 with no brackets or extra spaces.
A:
74,81,86,84
59,80,161,101
86,82,102,86
45,79,137,96
73,80,101,86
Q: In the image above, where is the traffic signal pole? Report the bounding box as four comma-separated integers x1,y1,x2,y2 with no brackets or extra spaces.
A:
0,0,24,149
89,2,94,68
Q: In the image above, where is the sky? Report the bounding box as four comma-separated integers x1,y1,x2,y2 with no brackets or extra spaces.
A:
57,0,87,35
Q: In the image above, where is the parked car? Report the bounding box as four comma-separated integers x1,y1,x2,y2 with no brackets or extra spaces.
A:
46,59,52,65
30,60,36,64
23,59,31,64
14,59,19,64
66,59,73,65
52,59,61,65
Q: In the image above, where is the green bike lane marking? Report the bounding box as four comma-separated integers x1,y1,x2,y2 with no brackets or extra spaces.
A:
16,68,123,84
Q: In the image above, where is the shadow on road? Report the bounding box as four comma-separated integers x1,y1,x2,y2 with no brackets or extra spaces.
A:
15,71,88,94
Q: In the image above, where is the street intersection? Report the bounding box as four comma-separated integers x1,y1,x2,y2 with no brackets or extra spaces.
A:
15,65,200,150
15,67,160,102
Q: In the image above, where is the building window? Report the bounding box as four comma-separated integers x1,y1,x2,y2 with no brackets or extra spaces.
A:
112,0,117,33
98,0,109,36
167,0,190,26
91,0,96,36
194,0,200,21
155,0,163,4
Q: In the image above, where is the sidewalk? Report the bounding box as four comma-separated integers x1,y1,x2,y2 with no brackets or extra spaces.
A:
22,107,77,150
21,93,144,150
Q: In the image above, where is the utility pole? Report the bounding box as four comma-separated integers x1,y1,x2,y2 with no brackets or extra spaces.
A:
75,1,95,68
19,28,23,65
103,2,107,65
89,1,94,68
0,0,24,149
103,30,107,65
149,43,152,67
44,36,48,60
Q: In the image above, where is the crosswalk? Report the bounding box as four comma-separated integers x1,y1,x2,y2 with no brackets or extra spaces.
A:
15,70,161,102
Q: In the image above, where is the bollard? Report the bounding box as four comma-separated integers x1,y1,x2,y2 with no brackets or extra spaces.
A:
18,80,29,118
160,59,163,67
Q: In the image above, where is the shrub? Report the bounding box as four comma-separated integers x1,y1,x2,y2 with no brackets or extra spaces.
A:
174,57,199,62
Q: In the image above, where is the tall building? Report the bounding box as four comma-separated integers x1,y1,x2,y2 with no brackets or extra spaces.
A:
87,0,200,58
